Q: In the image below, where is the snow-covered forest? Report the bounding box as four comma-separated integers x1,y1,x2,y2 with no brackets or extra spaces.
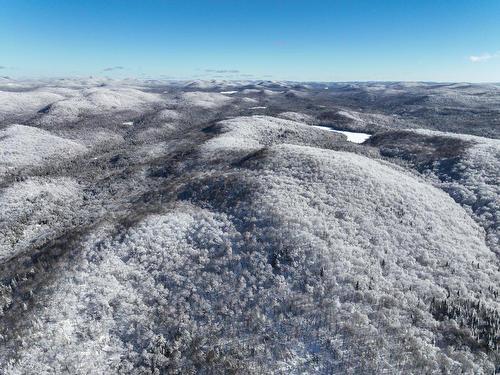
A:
0,77,499,374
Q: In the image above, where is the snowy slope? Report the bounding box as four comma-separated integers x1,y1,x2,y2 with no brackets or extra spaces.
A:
0,125,87,176
0,81,498,375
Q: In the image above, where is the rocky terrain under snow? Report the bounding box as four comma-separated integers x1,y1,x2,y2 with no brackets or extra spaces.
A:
0,78,499,374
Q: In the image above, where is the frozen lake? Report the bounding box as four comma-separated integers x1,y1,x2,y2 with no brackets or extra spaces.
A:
311,125,371,144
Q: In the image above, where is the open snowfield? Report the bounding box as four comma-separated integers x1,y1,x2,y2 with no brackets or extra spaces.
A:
0,78,499,374
311,125,372,143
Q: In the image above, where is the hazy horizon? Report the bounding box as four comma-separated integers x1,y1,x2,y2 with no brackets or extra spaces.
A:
2,76,500,85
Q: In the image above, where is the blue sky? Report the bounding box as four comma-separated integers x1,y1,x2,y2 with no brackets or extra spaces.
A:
1,0,499,82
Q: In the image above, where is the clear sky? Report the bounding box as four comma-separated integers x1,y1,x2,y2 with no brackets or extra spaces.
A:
1,0,500,82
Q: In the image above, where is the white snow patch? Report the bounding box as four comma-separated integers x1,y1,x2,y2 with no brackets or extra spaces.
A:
311,125,371,143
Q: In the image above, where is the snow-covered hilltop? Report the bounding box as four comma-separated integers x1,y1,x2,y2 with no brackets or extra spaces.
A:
0,78,499,374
